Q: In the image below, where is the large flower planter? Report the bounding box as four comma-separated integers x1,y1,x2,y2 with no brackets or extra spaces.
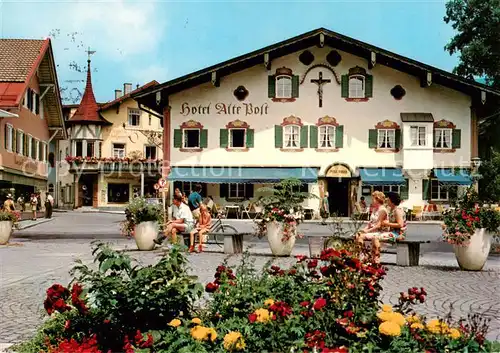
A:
0,221,13,245
453,228,491,271
266,221,296,256
134,221,158,251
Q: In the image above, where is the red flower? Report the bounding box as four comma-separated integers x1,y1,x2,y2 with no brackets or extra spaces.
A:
248,313,257,323
140,334,154,348
313,297,327,310
307,259,318,269
205,282,219,293
300,301,310,307
296,255,308,262
343,310,354,318
322,347,348,353
64,320,71,330
269,301,292,317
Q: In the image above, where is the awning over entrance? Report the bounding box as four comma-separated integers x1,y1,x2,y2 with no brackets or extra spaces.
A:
359,168,405,186
434,168,472,185
169,167,318,183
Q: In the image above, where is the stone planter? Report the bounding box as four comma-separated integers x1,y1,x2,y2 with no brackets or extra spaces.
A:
453,228,491,271
134,221,158,251
266,221,296,256
0,221,13,245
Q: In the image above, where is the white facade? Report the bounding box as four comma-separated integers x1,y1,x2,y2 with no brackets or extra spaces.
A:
165,45,474,215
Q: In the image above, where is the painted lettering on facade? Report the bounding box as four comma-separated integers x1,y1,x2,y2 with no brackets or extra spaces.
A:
180,102,269,116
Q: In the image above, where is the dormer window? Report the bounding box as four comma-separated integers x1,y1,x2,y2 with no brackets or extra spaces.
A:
268,67,299,102
341,66,373,101
349,75,365,98
276,75,292,98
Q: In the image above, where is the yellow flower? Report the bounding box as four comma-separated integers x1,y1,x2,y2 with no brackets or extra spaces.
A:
411,323,425,330
264,298,275,307
377,311,405,326
381,304,393,313
449,328,461,339
207,327,218,342
223,331,246,351
426,319,449,334
379,321,401,337
406,315,421,324
191,317,202,325
254,308,272,323
389,312,406,327
191,325,209,341
168,318,181,327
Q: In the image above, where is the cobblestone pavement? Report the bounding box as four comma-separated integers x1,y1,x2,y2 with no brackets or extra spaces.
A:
1,239,499,346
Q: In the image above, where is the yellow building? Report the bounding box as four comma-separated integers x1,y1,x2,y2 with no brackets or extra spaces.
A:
58,58,161,210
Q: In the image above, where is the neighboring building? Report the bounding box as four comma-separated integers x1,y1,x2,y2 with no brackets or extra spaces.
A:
58,58,160,210
133,28,500,217
0,39,66,205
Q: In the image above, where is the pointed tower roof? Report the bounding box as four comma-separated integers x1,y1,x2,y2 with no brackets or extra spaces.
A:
67,58,110,125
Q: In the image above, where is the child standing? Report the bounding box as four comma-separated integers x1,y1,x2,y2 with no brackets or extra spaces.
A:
189,203,212,253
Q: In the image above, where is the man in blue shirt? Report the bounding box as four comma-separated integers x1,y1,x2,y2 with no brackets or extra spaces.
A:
188,184,203,219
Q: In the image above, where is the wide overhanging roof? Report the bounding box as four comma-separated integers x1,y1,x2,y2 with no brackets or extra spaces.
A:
169,167,318,183
133,27,500,114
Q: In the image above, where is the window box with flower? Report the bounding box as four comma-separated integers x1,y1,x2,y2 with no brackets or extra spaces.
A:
254,178,316,256
442,188,500,270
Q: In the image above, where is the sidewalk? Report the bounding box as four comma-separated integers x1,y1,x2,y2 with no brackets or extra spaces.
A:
16,218,53,230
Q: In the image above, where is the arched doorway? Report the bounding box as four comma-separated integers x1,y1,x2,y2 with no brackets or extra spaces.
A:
324,163,353,217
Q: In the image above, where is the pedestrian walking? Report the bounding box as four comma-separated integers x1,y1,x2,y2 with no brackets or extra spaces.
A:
30,193,38,220
320,191,330,225
3,194,15,212
17,195,25,212
45,193,54,219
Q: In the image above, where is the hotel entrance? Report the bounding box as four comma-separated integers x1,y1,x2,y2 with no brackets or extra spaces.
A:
323,164,353,217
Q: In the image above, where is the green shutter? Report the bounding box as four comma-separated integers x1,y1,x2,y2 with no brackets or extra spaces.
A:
24,136,28,156
246,129,254,148
368,129,378,148
400,179,409,200
341,75,349,98
365,75,373,98
422,179,430,201
395,129,402,149
300,126,308,148
268,76,276,98
13,130,17,153
292,75,299,98
274,125,283,148
452,129,461,149
200,129,208,148
173,129,182,148
309,125,318,148
220,129,228,148
335,125,344,148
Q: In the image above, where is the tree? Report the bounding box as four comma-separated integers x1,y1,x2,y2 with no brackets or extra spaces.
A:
444,0,500,89
478,150,500,201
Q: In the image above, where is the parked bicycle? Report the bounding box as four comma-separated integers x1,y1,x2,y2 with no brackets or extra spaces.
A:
193,212,238,248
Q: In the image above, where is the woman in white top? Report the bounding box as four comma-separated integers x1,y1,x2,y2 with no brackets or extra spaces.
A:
355,191,388,263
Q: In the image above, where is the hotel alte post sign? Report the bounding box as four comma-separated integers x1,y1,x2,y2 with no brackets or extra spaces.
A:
326,164,351,178
180,102,269,116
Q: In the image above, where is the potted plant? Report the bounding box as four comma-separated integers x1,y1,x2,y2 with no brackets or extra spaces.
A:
121,197,163,250
0,210,21,245
442,188,500,271
255,178,315,256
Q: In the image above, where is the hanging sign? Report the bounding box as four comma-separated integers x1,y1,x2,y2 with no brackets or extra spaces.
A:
326,165,351,178
158,178,166,188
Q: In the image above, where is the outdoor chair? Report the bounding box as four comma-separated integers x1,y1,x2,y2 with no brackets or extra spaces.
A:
253,204,263,220
411,206,423,221
240,200,252,219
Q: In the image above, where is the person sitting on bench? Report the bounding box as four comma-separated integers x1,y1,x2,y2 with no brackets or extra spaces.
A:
155,194,194,245
379,192,407,243
188,202,212,253
355,191,388,263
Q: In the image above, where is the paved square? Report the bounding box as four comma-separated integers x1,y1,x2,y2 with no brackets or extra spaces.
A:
1,237,499,346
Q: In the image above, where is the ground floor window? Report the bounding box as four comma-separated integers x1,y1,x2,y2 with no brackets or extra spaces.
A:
430,180,457,201
220,183,254,200
373,185,401,194
108,183,129,203
173,181,208,198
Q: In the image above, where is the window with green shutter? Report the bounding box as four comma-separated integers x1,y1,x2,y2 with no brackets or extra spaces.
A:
433,120,461,150
269,67,298,101
200,129,208,148
300,126,308,148
365,75,373,97
368,129,378,148
309,125,318,148
335,125,344,148
341,75,349,98
291,75,299,98
176,120,207,150
369,120,401,151
279,116,305,150
222,120,253,150
173,129,182,148
274,125,283,148
246,129,254,148
268,76,276,98
343,67,373,100
220,129,228,148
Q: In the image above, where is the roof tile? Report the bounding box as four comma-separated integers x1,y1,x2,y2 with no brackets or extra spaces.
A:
0,39,46,82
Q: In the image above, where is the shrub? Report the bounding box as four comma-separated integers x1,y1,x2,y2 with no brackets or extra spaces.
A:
121,197,163,236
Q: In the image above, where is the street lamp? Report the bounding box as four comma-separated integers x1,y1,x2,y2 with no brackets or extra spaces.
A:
470,157,482,192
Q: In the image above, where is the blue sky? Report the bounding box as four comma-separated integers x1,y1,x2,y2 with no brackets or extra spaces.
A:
0,0,459,103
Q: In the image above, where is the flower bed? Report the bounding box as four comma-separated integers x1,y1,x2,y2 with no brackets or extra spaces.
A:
12,242,499,353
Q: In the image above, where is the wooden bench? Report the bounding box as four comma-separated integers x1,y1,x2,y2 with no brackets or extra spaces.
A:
310,236,430,267
181,232,253,254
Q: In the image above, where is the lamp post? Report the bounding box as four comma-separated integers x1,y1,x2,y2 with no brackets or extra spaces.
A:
471,157,482,193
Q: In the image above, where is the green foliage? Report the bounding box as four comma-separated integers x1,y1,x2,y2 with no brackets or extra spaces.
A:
0,210,20,222
255,178,315,213
121,197,164,236
479,151,500,202
444,0,500,88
